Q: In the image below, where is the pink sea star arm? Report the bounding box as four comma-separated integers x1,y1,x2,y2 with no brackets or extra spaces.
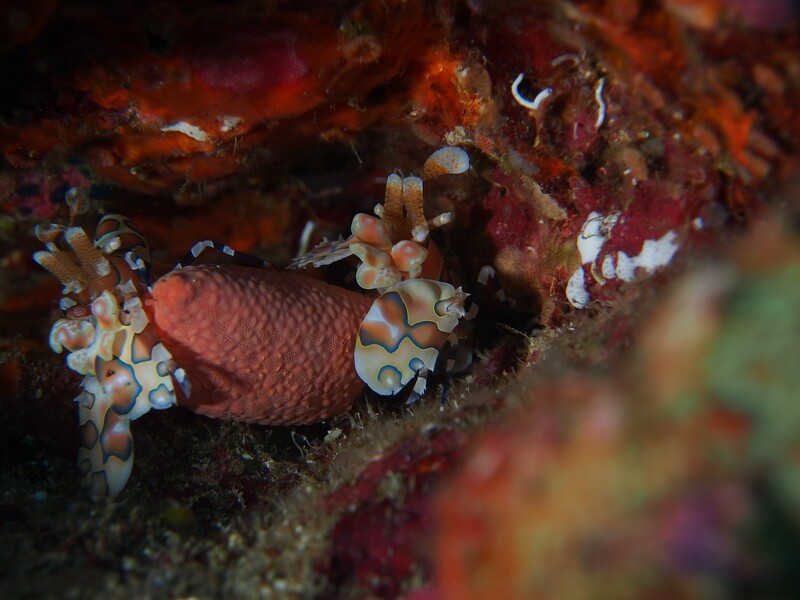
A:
149,265,373,424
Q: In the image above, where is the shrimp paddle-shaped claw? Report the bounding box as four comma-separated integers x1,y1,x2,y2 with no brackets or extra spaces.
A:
356,279,467,401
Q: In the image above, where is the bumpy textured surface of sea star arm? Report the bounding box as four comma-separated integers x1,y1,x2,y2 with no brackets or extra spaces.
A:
149,265,374,424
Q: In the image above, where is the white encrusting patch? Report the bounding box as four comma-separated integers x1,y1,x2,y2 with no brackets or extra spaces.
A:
613,251,636,282
160,121,212,143
604,230,680,283
622,230,680,280
577,211,619,264
569,226,680,308
577,211,604,264
601,254,616,279
639,231,679,269
566,267,589,309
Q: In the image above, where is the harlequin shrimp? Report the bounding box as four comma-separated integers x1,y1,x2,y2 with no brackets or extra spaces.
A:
34,146,471,499
34,216,184,498
291,146,472,402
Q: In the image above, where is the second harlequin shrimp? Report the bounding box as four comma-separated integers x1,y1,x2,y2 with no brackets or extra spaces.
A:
35,146,472,499
292,146,473,401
